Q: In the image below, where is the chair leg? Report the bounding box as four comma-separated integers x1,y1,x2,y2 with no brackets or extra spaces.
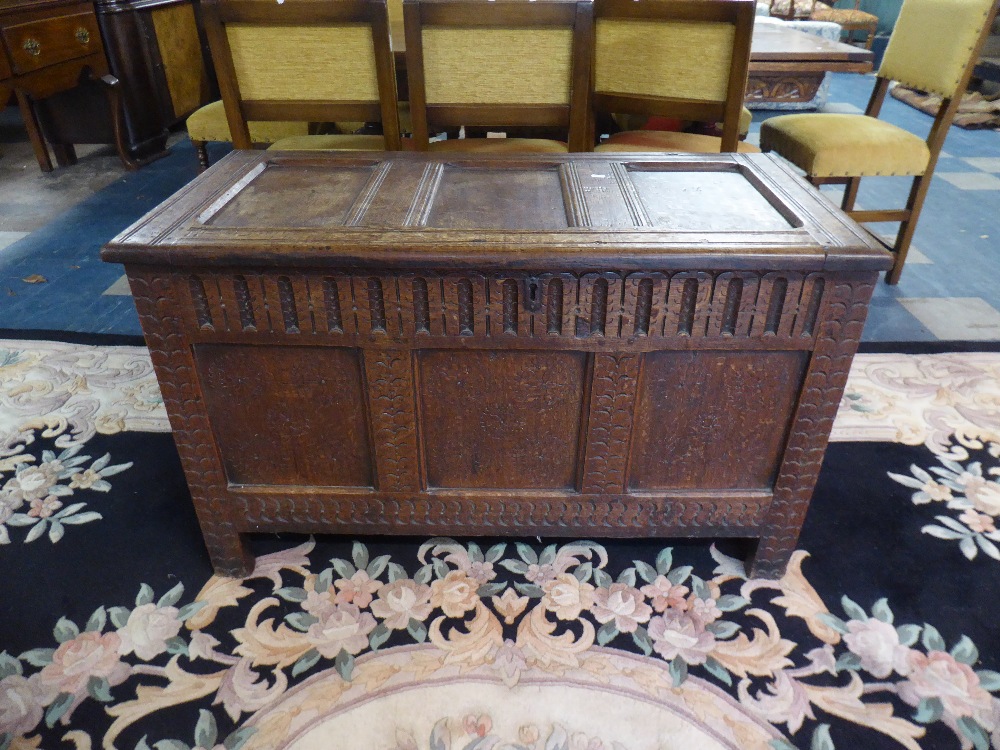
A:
863,22,876,50
885,175,930,285
192,140,210,172
841,176,861,211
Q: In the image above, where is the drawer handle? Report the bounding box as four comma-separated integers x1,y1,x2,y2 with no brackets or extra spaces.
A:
75,27,90,45
22,38,41,56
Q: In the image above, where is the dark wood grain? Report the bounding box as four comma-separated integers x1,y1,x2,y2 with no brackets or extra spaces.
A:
104,151,891,579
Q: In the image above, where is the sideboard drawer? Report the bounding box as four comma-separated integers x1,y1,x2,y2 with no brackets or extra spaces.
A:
3,11,100,74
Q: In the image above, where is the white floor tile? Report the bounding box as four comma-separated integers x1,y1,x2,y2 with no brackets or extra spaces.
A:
102,275,132,296
877,235,932,264
960,157,1000,172
0,231,28,252
898,297,1000,340
936,172,1000,190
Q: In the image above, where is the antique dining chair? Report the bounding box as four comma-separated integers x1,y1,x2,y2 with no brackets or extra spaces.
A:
403,0,591,152
199,0,401,160
760,0,999,284
588,0,757,154
810,0,878,49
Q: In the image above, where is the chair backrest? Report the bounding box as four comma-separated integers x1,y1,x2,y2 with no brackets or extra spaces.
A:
879,0,997,99
403,0,592,150
866,0,998,178
202,0,400,150
589,0,756,152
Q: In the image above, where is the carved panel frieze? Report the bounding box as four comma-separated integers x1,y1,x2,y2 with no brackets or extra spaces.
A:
173,269,829,345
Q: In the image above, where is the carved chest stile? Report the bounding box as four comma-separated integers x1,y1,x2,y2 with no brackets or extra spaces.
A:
102,151,892,579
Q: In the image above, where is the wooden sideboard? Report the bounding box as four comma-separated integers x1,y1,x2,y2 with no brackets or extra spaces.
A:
103,151,892,580
92,0,215,159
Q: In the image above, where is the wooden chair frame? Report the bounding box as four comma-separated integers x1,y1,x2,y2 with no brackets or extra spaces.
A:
403,0,592,151
201,0,401,152
808,0,999,284
586,0,756,152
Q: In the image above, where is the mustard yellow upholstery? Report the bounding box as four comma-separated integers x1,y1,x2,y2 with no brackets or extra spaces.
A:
186,100,308,144
427,138,569,153
422,28,573,105
595,19,736,101
879,0,996,96
268,134,388,151
597,131,760,153
759,113,931,177
226,25,380,102
810,4,878,23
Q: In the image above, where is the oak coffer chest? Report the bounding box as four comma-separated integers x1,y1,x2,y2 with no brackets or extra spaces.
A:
102,151,891,579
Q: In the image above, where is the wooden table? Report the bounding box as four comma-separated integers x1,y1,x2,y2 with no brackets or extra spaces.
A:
0,0,138,171
748,23,874,104
103,151,891,580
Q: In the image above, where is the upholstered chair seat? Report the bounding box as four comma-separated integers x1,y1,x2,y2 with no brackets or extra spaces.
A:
268,134,388,151
187,100,308,168
187,100,307,143
427,138,569,153
597,130,760,153
599,106,757,153
761,113,930,175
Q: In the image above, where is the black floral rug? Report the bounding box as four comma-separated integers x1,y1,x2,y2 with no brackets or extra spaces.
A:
2,333,999,750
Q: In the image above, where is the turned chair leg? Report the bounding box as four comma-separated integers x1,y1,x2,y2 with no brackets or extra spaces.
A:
192,140,210,172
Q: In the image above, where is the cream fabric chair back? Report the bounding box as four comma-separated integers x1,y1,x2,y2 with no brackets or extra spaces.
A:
879,0,996,97
421,27,574,105
404,0,591,150
226,24,381,102
594,19,737,104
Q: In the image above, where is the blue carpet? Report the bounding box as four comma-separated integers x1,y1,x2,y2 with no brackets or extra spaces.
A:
0,140,226,336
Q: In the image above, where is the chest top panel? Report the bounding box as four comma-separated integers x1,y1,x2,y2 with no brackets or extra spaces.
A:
103,151,891,272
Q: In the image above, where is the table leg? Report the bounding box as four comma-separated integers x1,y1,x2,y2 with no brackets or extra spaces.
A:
14,89,53,173
52,143,78,167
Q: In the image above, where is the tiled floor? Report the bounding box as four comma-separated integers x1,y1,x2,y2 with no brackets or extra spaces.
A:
1,72,1000,340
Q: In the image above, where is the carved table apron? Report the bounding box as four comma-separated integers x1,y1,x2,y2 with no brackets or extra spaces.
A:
102,151,892,579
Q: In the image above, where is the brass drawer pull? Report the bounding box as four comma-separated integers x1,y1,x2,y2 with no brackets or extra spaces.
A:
75,27,90,45
23,37,41,56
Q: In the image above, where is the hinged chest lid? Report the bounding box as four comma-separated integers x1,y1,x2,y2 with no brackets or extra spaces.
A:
102,150,892,272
